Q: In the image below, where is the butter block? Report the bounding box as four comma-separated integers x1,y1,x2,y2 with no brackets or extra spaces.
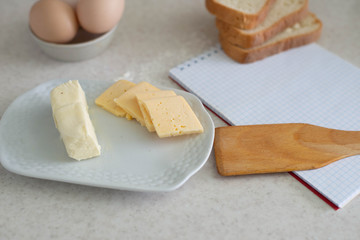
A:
136,90,177,132
142,95,204,138
51,80,87,111
50,80,101,161
114,82,159,126
95,80,136,117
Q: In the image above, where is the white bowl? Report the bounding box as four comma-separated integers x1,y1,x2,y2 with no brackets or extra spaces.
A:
29,25,118,62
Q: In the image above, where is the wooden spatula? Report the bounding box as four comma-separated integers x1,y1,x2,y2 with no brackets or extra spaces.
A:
214,123,360,176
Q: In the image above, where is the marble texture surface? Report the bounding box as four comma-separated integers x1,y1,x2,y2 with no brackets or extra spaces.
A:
0,0,359,239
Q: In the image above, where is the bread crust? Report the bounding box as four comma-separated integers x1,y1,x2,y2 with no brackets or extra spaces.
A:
220,14,322,63
206,0,277,29
216,0,309,48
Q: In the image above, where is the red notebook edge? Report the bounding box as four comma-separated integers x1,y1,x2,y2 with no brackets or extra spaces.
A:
169,76,339,211
289,172,339,210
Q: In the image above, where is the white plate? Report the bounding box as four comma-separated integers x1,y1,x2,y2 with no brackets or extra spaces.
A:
0,79,214,192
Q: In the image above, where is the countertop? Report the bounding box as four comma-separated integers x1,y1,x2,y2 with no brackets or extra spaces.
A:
1,0,359,239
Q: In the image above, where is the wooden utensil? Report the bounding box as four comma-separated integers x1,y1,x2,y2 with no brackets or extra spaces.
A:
214,123,360,176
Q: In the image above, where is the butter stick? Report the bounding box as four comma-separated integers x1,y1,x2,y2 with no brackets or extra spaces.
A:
50,80,101,160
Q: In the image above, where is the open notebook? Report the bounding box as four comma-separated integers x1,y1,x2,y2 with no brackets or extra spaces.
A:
169,44,360,209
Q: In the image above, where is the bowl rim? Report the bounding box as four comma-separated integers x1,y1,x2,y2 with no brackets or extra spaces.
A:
28,24,118,49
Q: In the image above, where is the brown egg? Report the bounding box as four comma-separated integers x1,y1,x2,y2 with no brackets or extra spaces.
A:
62,0,78,9
76,0,125,34
29,0,79,43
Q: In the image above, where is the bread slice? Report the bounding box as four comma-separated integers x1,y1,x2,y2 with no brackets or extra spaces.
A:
220,12,322,63
216,0,309,48
206,0,276,29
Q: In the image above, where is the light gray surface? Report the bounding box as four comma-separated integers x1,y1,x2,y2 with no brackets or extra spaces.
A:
0,0,359,239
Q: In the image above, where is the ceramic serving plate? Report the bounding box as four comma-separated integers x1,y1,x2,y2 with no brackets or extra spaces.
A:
0,79,214,192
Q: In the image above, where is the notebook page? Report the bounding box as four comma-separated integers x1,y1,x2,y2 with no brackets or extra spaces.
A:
169,44,360,208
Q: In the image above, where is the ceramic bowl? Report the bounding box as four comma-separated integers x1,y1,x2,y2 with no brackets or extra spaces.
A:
29,25,118,62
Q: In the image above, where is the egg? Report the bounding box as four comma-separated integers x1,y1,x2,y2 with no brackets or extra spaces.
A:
76,0,125,34
29,0,79,43
62,0,78,9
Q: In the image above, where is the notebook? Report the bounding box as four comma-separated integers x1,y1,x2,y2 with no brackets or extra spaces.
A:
169,43,360,209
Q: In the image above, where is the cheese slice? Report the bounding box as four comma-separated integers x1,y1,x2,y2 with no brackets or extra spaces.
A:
142,95,204,138
95,80,136,117
114,82,159,126
136,90,177,132
50,80,101,161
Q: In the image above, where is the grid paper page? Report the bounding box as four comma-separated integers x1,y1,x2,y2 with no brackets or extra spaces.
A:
169,43,360,208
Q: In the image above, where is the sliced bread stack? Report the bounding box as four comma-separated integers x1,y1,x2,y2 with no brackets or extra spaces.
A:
206,0,322,63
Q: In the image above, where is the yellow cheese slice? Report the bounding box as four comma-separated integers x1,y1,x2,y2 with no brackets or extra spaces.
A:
125,113,133,120
50,80,101,160
136,90,177,132
95,80,136,117
114,82,159,126
142,95,204,138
